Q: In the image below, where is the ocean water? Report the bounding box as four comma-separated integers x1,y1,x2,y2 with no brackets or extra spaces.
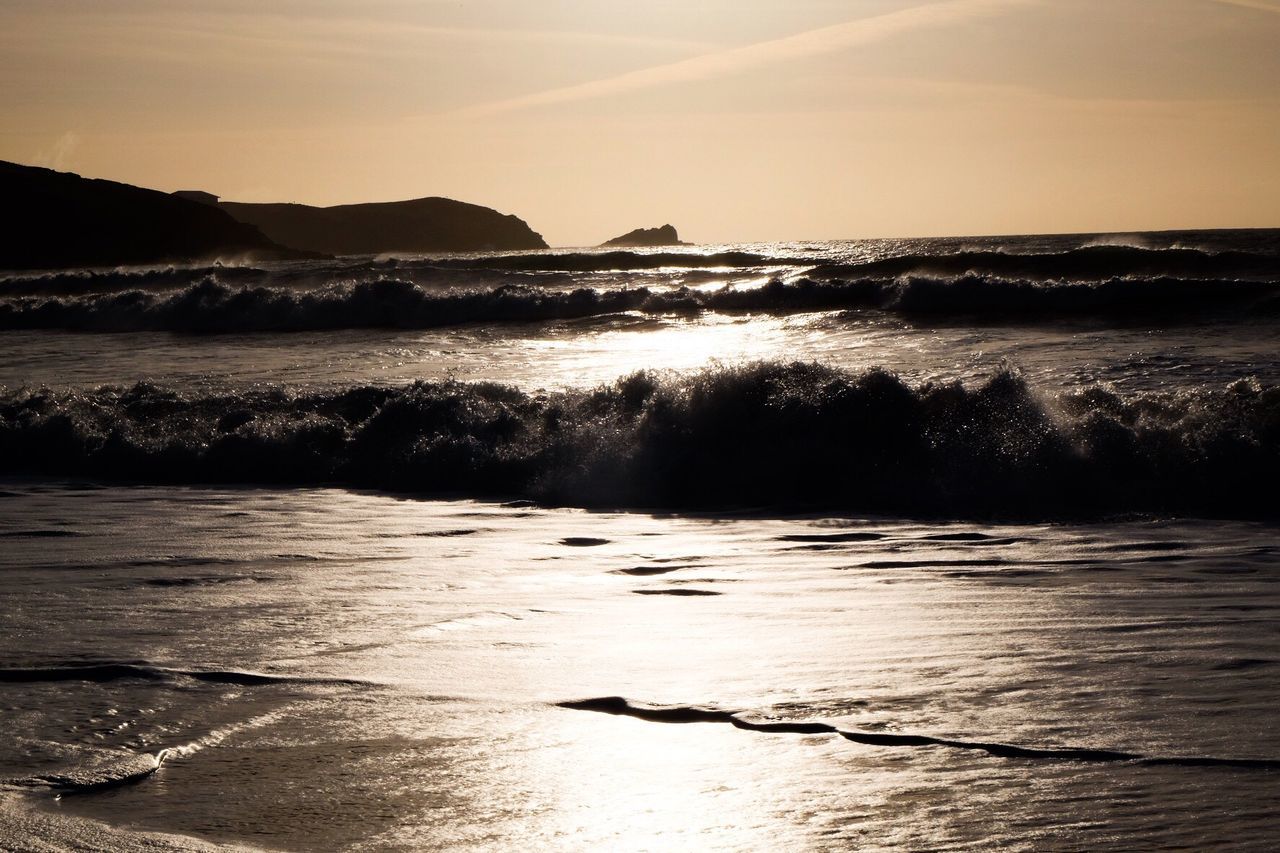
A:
2,230,1279,850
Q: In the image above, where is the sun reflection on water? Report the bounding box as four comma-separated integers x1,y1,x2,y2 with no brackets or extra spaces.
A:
528,316,798,386
527,710,820,851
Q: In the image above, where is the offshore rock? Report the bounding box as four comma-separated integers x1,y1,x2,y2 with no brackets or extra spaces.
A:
601,224,686,247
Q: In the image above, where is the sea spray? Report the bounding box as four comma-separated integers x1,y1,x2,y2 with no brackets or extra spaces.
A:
2,274,1278,333
2,362,1276,518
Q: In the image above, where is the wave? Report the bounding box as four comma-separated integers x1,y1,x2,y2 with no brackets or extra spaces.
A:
1,363,1277,518
0,662,367,687
0,261,579,299
557,697,1280,770
0,278,655,332
0,528,81,538
810,244,1280,282
416,242,1280,281
0,250,778,295
26,751,166,794
0,265,270,297
2,275,1278,333
3,241,1276,296
10,707,298,795
427,249,779,272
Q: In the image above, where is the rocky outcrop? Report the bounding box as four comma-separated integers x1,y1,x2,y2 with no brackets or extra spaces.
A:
218,197,548,255
0,161,305,270
600,224,686,247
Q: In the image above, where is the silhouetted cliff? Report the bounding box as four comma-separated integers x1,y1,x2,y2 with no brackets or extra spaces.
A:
0,161,305,270
219,197,548,255
601,224,686,247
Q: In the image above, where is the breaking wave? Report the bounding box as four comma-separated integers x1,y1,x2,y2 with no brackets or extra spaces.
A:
427,249,778,272
25,751,166,793
1,362,1276,518
2,275,1278,333
809,244,1280,282
0,662,368,687
0,251,780,296
10,706,301,795
557,697,1280,770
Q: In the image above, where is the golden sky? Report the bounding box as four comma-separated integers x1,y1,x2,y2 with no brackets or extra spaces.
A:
3,0,1278,245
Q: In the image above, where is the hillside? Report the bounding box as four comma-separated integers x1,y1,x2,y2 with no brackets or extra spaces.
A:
219,197,548,255
0,161,305,270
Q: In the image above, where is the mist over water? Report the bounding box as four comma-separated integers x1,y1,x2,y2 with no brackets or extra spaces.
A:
3,231,1280,850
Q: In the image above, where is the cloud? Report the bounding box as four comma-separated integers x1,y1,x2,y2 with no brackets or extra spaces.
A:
0,7,713,67
458,0,1036,117
34,131,79,171
1212,0,1280,13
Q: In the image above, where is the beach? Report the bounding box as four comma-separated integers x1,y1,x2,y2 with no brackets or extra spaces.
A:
2,234,1279,848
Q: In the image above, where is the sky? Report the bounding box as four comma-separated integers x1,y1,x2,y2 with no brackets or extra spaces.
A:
2,0,1278,246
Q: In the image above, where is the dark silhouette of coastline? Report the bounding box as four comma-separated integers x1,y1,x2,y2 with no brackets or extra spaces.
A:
0,161,313,270
601,224,686,247
0,161,551,270
218,197,548,254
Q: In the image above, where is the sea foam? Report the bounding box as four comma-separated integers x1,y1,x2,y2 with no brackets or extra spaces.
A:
1,274,1277,333
2,363,1275,518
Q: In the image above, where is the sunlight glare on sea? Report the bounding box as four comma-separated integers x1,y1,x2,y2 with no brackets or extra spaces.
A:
524,315,791,383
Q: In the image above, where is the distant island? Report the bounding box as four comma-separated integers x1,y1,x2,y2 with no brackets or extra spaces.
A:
215,196,547,255
0,160,549,271
600,224,687,247
0,161,308,270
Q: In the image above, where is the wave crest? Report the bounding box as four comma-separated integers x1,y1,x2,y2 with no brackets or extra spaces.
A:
2,363,1276,518
2,275,1278,333
809,244,1280,281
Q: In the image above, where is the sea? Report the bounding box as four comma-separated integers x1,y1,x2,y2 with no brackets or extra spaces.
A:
1,230,1278,850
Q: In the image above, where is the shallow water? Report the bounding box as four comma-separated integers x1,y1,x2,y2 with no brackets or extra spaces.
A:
3,313,1279,396
2,232,1279,850
2,485,1279,850
3,233,1280,395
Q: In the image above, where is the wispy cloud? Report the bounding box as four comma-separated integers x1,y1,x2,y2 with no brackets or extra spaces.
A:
0,8,714,71
458,0,1035,117
33,131,79,171
137,17,717,58
1212,0,1280,13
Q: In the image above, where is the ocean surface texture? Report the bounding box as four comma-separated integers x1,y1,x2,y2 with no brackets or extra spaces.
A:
2,230,1279,850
